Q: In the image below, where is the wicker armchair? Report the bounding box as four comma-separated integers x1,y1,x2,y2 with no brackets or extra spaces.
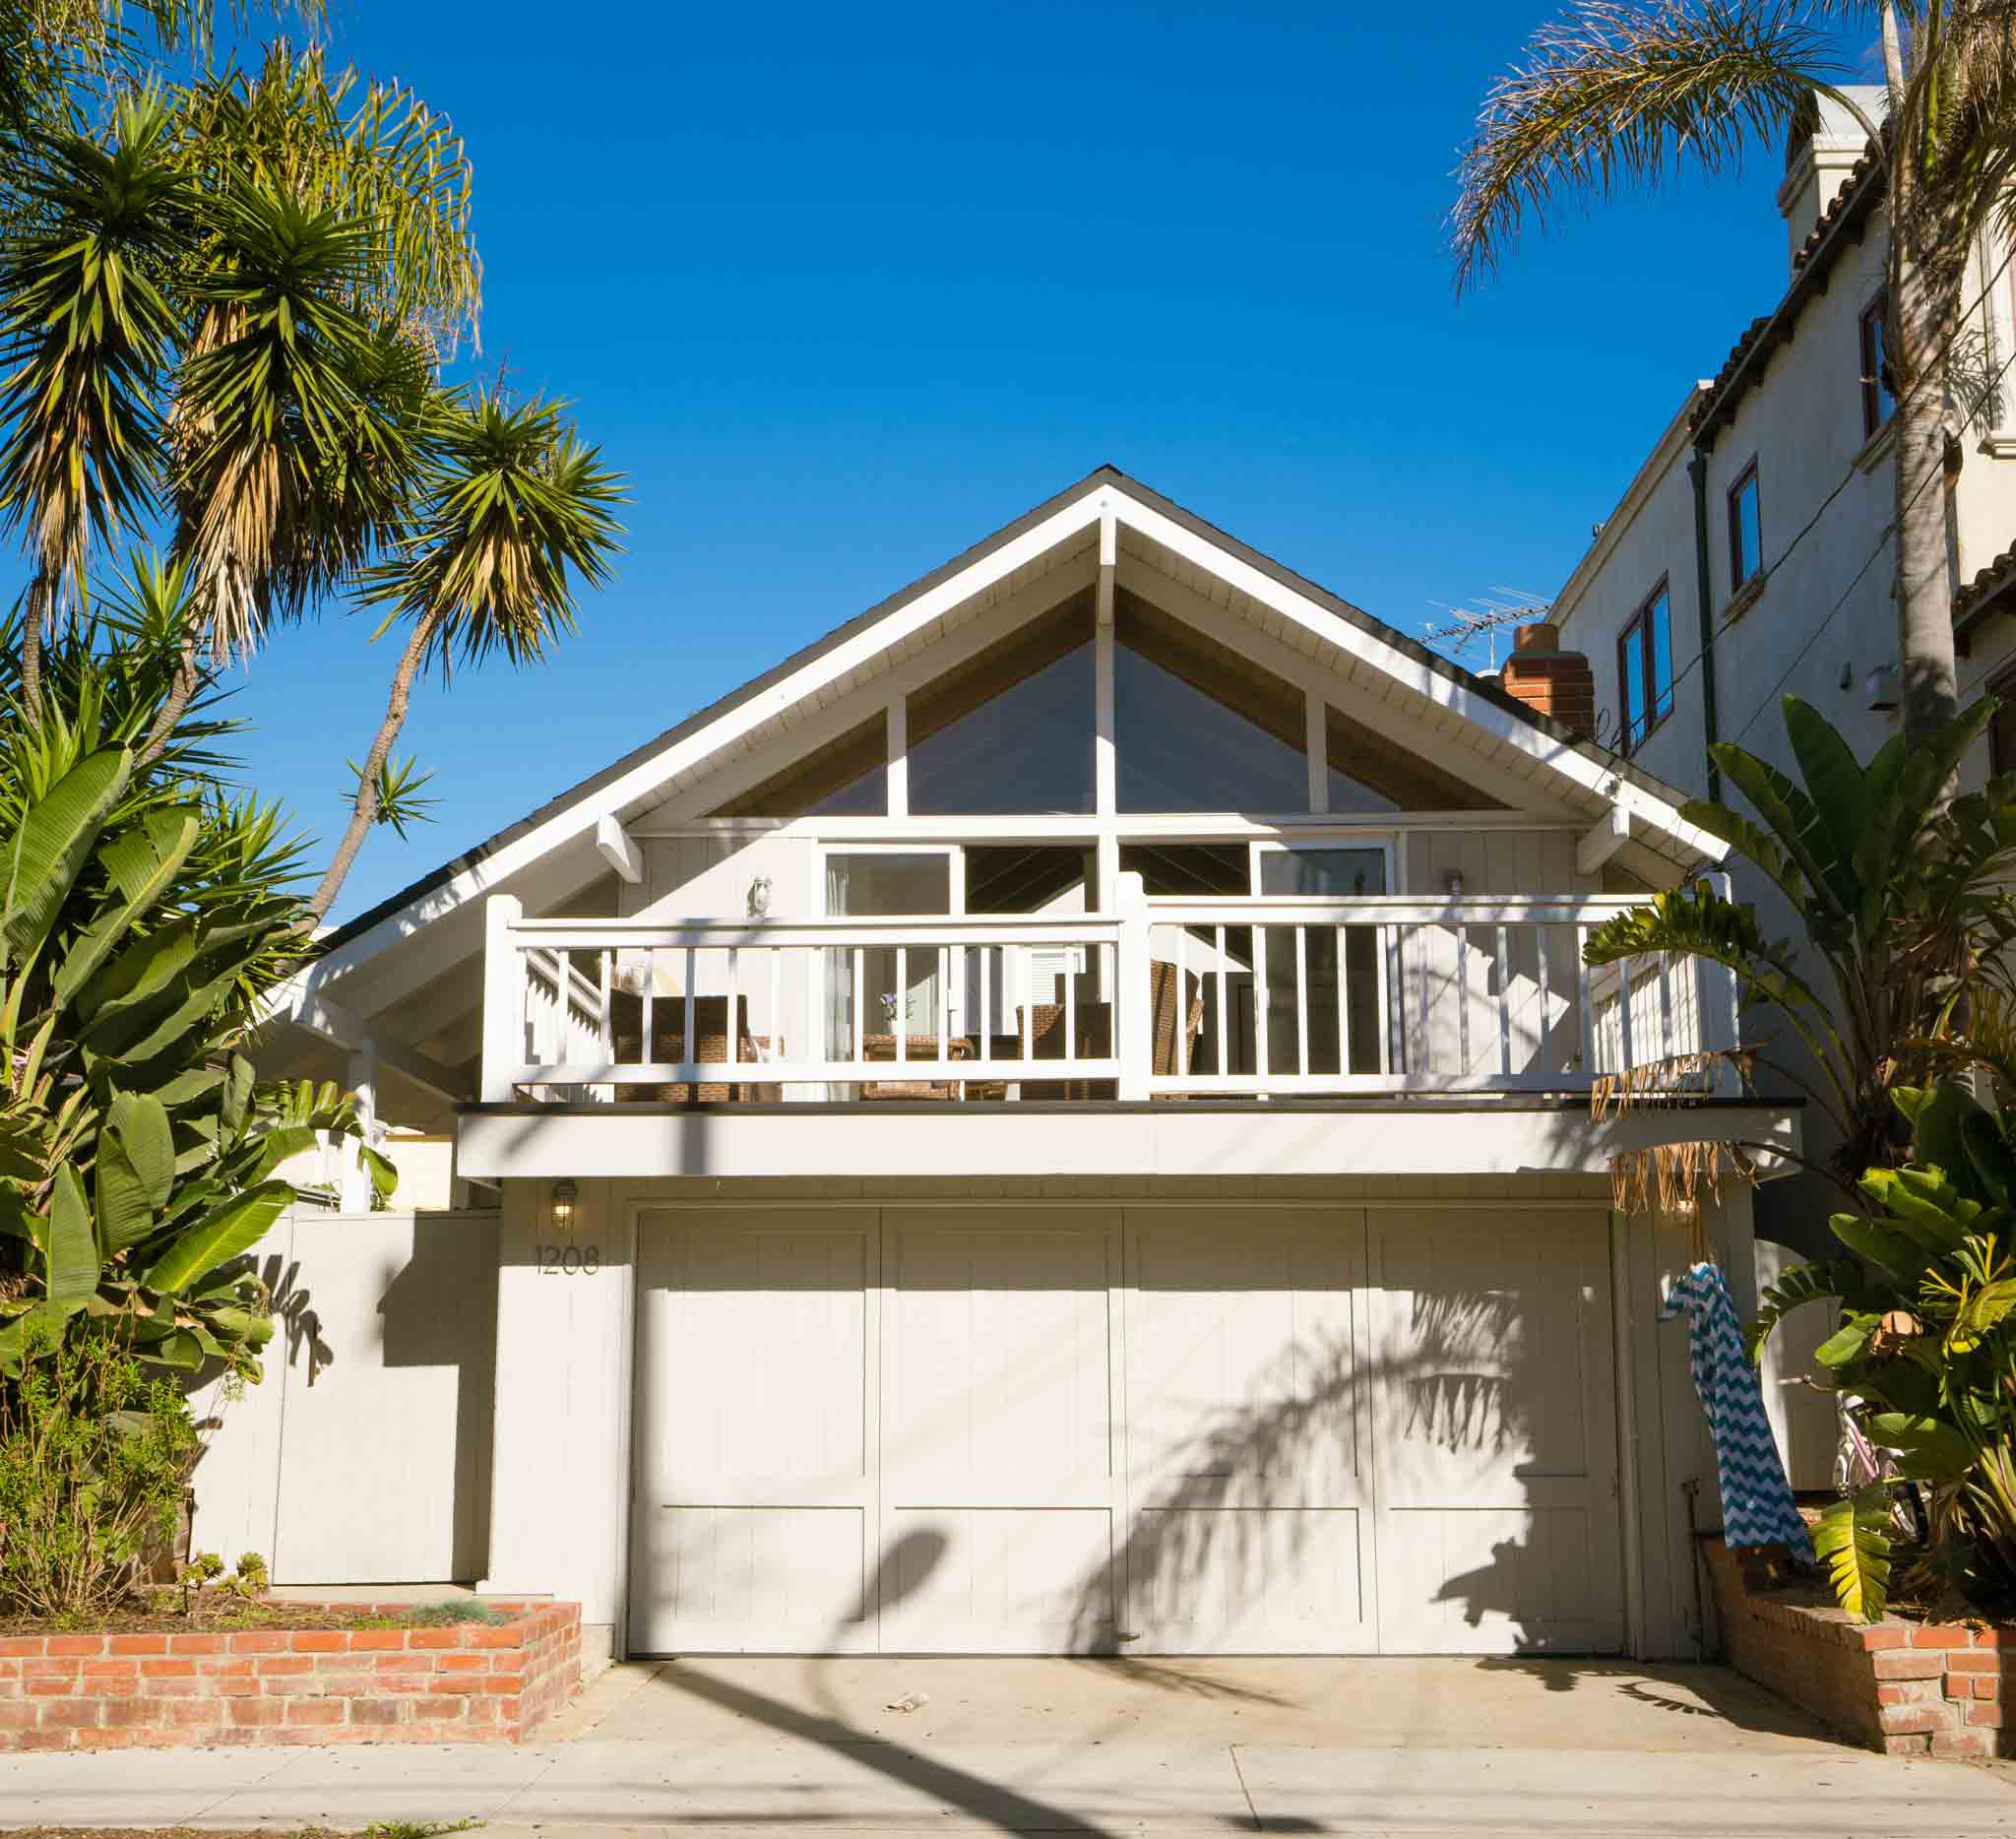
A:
607,992,778,1102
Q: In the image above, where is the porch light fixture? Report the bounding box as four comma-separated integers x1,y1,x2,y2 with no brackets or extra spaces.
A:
1444,869,1465,899
1866,664,1901,713
551,1179,579,1233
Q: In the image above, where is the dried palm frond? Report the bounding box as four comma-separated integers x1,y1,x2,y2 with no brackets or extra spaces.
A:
1593,1048,1759,1224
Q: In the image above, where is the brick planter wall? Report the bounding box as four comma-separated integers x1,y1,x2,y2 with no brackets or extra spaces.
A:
0,1600,580,1752
1703,1537,2008,1759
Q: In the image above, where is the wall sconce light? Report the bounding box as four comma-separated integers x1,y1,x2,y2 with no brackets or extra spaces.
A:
551,1178,579,1233
1866,664,1901,713
1444,869,1466,900
747,875,772,918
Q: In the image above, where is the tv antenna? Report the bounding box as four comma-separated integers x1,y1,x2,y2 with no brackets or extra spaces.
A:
1422,590,1553,670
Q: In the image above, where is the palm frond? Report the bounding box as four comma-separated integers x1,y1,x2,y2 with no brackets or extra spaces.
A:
1454,1,1863,290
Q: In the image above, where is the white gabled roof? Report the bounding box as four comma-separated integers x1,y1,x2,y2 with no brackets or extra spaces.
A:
304,466,1722,994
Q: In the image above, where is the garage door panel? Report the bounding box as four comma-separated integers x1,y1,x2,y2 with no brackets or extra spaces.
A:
1126,1216,1364,1509
1369,1210,1622,1656
1122,1210,1377,1652
1125,1507,1369,1654
878,1506,1114,1653
660,1222,870,1491
1376,1505,1606,1653
884,1221,1112,1494
631,1210,878,1656
636,1505,870,1651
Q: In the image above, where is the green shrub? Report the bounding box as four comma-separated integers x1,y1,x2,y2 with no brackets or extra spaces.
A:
0,1326,196,1619
404,1600,506,1626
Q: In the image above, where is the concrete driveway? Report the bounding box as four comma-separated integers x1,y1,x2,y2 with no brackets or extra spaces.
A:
5,1657,2016,1836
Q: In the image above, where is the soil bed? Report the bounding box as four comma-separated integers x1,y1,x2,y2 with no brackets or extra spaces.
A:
0,1598,479,1637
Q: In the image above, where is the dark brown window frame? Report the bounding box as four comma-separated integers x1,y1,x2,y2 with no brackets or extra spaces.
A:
1727,458,1763,595
1616,576,1673,754
1859,289,1893,439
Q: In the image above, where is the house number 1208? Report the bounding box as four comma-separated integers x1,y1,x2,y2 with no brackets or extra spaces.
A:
536,1244,599,1275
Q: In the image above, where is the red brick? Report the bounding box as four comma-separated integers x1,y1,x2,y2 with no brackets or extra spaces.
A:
1913,1624,1976,1649
346,1629,404,1652
437,1652,488,1672
140,1658,196,1678
0,1638,44,1658
1879,1704,1948,1735
1872,1652,1947,1681
292,1630,346,1652
81,1659,138,1680
167,1633,226,1654
286,1698,344,1726
24,1679,74,1698
1971,1701,2007,1728
348,1698,401,1725
15,1728,72,1750
142,1678,205,1698
45,1636,100,1657
468,1626,521,1649
108,1634,167,1656
0,1703,35,1731
38,1700,102,1730
226,1697,283,1727
165,1699,223,1728
255,1655,314,1677
1935,1728,1997,1757
228,1630,290,1654
408,1628,462,1650
102,1700,158,1729
214,1675,263,1698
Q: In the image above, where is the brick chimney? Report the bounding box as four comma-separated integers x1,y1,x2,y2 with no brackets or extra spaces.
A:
1499,622,1597,739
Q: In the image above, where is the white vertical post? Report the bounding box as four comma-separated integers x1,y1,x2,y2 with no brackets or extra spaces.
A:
726,946,740,1067
481,894,526,1103
1304,691,1327,814
342,1034,377,1212
1254,923,1272,1091
1537,924,1553,1076
1214,925,1229,1080
1117,870,1151,1100
1294,925,1309,1075
895,947,908,1062
1335,925,1351,1078
1175,923,1190,1077
1706,870,1742,1091
1095,508,1119,917
1495,922,1512,1077
886,696,909,819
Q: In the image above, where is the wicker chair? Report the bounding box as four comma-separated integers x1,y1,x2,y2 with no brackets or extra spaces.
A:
607,992,778,1102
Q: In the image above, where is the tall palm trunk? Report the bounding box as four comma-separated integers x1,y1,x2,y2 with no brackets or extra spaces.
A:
18,570,47,723
1892,236,1962,745
305,607,442,922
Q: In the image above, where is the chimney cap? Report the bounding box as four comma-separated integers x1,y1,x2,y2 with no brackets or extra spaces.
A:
1514,622,1561,656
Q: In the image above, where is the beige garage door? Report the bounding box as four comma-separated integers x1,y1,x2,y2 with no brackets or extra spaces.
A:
626,1203,1622,1656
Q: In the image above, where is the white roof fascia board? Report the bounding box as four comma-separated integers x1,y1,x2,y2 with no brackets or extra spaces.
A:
1104,488,1725,865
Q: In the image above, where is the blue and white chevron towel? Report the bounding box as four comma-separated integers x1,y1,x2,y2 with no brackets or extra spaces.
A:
1661,1260,1813,1558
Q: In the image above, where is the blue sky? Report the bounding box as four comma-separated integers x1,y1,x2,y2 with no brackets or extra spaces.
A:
157,2,1871,920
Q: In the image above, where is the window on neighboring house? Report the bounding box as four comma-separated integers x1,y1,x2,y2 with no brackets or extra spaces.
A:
1728,460,1763,595
1992,668,2016,779
1859,290,1896,438
1617,581,1674,752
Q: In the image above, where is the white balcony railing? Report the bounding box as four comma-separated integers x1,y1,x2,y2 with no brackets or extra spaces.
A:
479,876,1738,1105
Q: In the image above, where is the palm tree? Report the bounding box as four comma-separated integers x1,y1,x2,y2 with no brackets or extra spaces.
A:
135,41,480,761
1454,1,2016,743
304,392,623,922
0,95,185,720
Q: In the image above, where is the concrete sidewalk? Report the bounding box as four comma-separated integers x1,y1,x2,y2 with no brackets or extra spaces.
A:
3,1735,2016,1835
3,1658,2014,1837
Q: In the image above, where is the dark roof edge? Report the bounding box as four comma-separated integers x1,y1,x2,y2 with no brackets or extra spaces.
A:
1691,135,1887,449
322,468,1700,959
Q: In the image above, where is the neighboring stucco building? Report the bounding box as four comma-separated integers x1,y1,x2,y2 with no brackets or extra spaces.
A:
1546,88,2016,1252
